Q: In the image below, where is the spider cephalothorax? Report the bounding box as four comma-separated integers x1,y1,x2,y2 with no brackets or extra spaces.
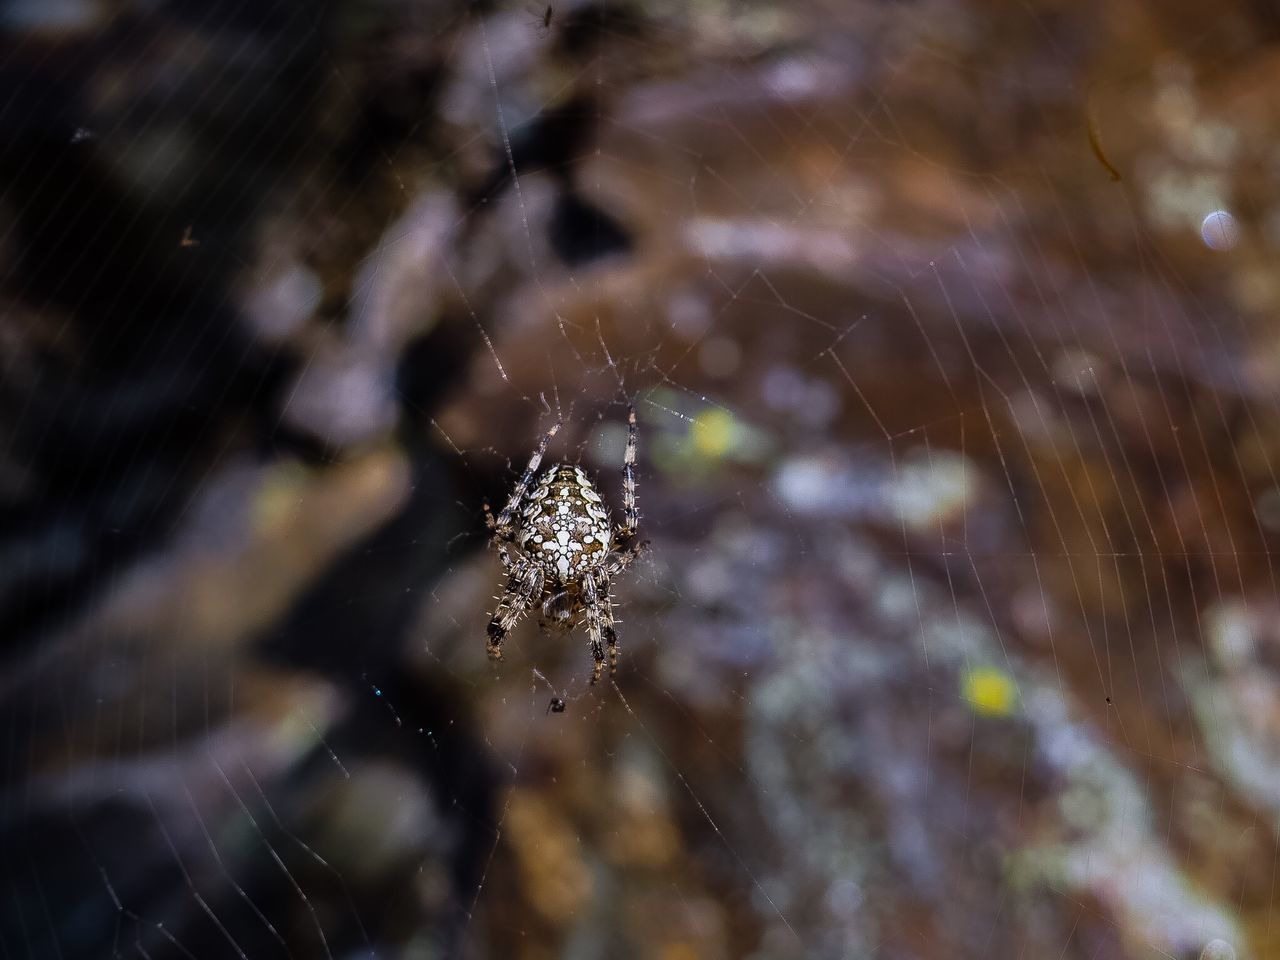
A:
484,408,646,683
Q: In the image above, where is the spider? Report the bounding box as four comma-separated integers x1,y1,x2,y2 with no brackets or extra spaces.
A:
484,407,646,683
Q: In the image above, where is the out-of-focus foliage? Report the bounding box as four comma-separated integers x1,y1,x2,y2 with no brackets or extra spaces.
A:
4,0,1280,958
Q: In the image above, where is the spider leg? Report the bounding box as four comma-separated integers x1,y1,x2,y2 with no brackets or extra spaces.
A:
493,536,526,573
486,560,544,663
491,420,561,537
580,573,608,684
483,499,526,573
594,572,621,677
602,539,649,579
616,405,639,541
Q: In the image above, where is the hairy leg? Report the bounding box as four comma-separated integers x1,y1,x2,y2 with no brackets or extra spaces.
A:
490,420,561,538
486,560,543,662
602,539,649,579
580,573,608,684
617,405,639,540
595,573,621,677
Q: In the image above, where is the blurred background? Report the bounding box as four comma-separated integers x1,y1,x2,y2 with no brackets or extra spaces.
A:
4,1,1280,957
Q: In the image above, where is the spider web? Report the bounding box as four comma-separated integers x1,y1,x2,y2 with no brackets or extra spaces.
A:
2,1,1278,959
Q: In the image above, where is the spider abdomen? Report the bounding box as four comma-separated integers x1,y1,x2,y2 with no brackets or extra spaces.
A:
519,463,613,581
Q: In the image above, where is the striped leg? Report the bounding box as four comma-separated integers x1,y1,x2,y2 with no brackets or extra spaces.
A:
602,540,648,579
595,573,621,677
490,420,561,538
617,405,639,540
486,560,543,662
581,573,608,684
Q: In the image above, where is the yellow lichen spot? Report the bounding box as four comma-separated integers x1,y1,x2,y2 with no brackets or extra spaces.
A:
691,409,735,460
961,665,1017,717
